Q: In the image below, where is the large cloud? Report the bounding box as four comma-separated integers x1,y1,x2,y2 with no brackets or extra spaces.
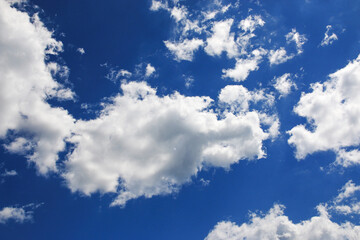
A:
204,19,239,58
288,54,360,164
0,0,75,174
0,0,280,208
206,180,360,240
63,82,277,206
205,204,360,240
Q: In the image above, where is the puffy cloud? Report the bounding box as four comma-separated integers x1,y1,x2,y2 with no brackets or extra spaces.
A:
218,85,279,138
288,54,360,162
77,47,85,55
171,5,187,22
218,85,274,113
63,81,275,206
0,0,75,174
145,63,156,77
205,19,239,58
321,25,338,47
206,181,360,239
205,204,360,240
238,15,265,33
335,149,360,167
164,38,204,61
319,180,360,216
222,48,267,82
273,73,297,97
268,48,294,65
0,203,41,224
149,0,168,11
286,28,307,54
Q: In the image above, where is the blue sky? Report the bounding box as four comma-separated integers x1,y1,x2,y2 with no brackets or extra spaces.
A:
1,0,360,239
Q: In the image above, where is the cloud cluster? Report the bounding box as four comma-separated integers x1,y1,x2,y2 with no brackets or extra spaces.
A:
0,0,75,174
0,0,280,207
268,29,307,66
206,180,360,240
205,204,360,240
152,0,308,82
288,54,360,164
64,81,278,206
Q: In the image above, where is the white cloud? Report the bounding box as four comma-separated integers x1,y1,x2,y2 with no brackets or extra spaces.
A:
288,54,360,162
205,19,239,58
0,0,75,174
145,63,156,77
218,85,275,113
149,0,168,11
184,75,194,88
0,206,35,224
206,181,360,239
273,73,297,97
102,64,132,82
171,6,187,22
335,180,360,203
335,149,360,167
63,81,275,207
286,28,307,54
164,38,204,61
77,47,85,55
319,180,360,216
321,25,338,47
205,204,360,240
222,48,267,82
218,85,279,139
1,169,18,177
238,15,265,33
268,47,294,65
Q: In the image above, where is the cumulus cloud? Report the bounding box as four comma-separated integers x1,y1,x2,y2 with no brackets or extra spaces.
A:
238,15,265,33
273,73,297,97
145,63,156,77
63,81,276,207
206,181,360,240
164,38,204,61
170,5,187,22
335,149,360,167
286,28,307,54
321,25,338,47
268,47,294,65
205,19,239,58
288,54,360,162
205,204,360,240
0,0,279,208
0,207,32,224
149,0,168,11
77,47,85,55
330,181,360,215
222,48,267,82
0,203,41,224
0,0,75,174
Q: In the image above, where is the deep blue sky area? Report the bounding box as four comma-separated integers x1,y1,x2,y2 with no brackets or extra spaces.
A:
1,0,360,239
